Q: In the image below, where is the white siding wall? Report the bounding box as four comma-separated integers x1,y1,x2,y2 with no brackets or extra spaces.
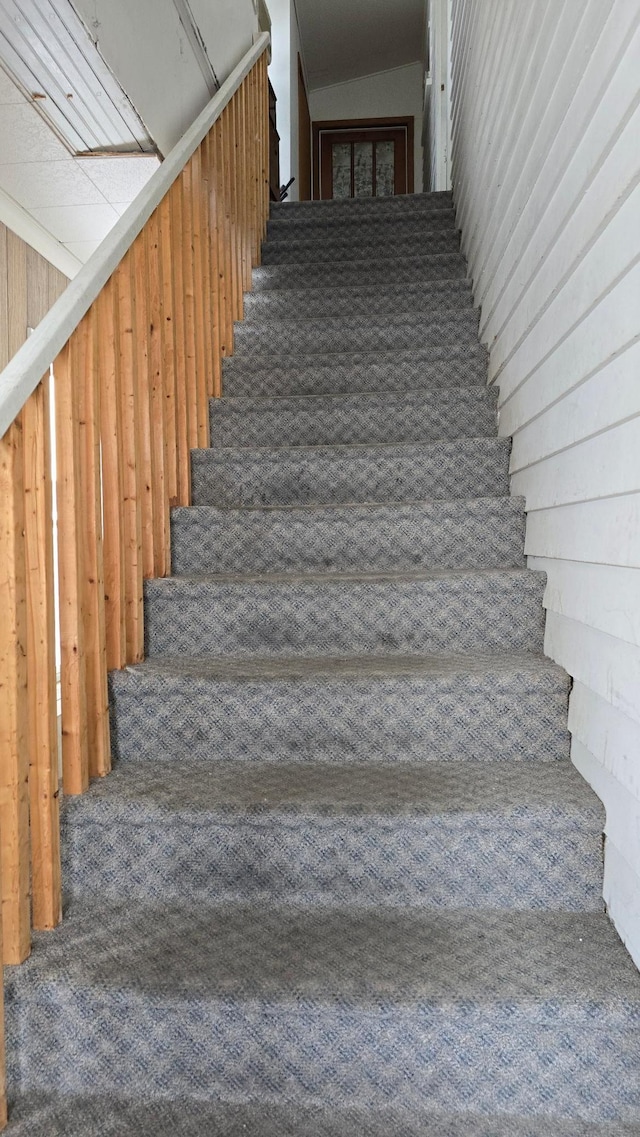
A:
450,0,640,963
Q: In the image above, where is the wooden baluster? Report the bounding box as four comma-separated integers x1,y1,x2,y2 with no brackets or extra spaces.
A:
238,79,250,294
198,139,218,399
145,211,171,578
213,117,233,361
132,232,156,579
263,55,270,234
168,180,191,505
97,279,126,671
180,164,201,454
76,311,111,780
23,378,62,928
115,252,144,663
189,149,211,445
203,133,223,399
0,417,31,962
158,195,180,506
230,98,243,322
222,105,240,327
0,921,5,1128
55,338,90,796
249,66,260,264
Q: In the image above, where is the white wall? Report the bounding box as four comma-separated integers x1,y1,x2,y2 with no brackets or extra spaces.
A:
309,63,424,193
450,0,640,963
268,0,304,201
72,0,258,155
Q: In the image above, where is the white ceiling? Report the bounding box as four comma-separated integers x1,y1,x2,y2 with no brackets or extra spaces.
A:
296,0,426,90
0,63,158,271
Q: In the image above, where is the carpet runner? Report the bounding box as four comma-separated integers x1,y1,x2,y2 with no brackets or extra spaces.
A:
5,190,640,1134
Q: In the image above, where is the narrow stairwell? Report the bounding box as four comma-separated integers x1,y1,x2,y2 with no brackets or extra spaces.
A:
5,191,640,1134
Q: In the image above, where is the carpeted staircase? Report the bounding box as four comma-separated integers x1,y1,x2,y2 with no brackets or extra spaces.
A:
6,191,640,1134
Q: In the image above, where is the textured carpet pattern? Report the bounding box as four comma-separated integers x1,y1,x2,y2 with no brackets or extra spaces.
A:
243,278,473,320
109,653,572,766
170,497,526,575
222,341,488,396
7,188,639,1134
233,309,479,357
191,437,511,507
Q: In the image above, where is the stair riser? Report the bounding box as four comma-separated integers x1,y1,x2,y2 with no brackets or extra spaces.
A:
233,314,479,358
261,231,460,264
171,500,526,575
266,210,457,239
61,812,604,911
252,254,467,290
7,996,638,1120
143,574,546,658
243,280,473,322
270,191,454,218
222,348,488,397
109,668,571,765
191,439,510,508
61,804,604,909
210,394,496,449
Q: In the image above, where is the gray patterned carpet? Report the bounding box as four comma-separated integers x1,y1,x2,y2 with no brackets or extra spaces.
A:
6,187,640,1133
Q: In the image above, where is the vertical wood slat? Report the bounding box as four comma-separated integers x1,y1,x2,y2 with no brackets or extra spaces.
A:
55,340,89,796
115,253,144,663
76,311,111,780
97,279,126,671
189,148,211,445
158,196,181,506
203,134,223,399
0,418,31,963
146,212,171,577
237,80,250,294
198,139,217,399
180,164,201,454
23,379,62,928
132,232,156,580
168,179,191,505
213,117,233,360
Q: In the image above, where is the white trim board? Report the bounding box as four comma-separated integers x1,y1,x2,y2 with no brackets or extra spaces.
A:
0,186,82,278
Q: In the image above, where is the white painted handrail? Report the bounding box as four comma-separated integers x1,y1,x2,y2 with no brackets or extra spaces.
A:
0,31,270,440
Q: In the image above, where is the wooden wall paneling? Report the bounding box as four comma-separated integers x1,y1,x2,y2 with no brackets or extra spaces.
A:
54,338,89,797
145,213,171,578
189,149,211,444
203,133,222,399
96,278,126,671
168,179,191,505
48,264,69,308
23,378,62,928
7,231,27,360
180,164,200,454
158,195,180,506
0,417,31,962
75,310,110,780
262,56,269,237
224,104,241,324
115,252,144,662
232,95,244,320
132,232,156,578
25,247,50,330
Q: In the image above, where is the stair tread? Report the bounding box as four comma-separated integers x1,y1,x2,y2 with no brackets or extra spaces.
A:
155,566,540,586
243,277,472,316
236,308,478,332
223,343,486,374
174,492,520,516
195,435,508,460
212,387,497,411
64,758,601,819
252,251,467,286
8,1097,640,1137
9,901,640,1024
122,649,565,683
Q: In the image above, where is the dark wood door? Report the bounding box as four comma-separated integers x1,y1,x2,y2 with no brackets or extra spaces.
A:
315,119,413,200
